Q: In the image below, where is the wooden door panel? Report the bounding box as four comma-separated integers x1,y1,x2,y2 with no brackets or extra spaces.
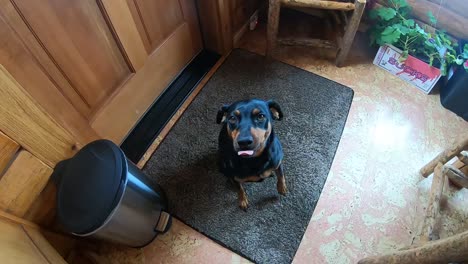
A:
92,23,197,143
13,0,131,110
0,9,98,146
128,0,185,52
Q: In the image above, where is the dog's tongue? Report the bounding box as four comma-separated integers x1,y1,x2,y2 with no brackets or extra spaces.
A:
238,150,254,156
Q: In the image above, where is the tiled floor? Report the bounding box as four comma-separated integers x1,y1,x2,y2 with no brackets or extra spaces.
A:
101,25,468,264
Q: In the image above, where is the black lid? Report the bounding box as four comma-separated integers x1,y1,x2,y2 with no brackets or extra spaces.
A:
57,139,127,234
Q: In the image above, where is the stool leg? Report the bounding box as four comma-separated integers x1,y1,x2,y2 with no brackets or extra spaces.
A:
420,163,446,243
420,137,468,177
267,0,281,58
358,230,468,264
335,0,365,67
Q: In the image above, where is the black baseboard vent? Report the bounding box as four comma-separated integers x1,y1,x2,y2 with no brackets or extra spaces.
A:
121,50,220,164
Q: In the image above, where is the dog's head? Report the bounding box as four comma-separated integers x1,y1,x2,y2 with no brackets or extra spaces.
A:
216,99,283,158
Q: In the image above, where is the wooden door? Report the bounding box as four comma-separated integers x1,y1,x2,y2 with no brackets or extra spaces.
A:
0,0,203,146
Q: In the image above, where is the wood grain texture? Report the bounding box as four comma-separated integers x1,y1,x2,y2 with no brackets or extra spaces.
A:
0,0,90,116
281,0,355,10
197,0,233,54
101,0,148,71
23,226,67,264
420,137,468,177
420,162,445,243
0,220,48,264
180,0,204,53
0,65,76,166
12,0,131,111
0,209,40,229
0,8,99,146
266,0,281,57
336,0,365,67
0,131,19,175
131,0,184,52
358,230,468,264
137,52,230,168
23,181,57,227
92,23,198,143
278,37,337,48
0,151,53,217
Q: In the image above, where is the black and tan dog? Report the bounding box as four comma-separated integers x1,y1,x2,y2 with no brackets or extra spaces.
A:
216,99,286,210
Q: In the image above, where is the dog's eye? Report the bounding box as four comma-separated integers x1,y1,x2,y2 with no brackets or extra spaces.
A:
257,114,266,121
228,116,237,123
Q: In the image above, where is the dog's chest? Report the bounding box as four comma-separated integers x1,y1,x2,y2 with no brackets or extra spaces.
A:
234,168,275,183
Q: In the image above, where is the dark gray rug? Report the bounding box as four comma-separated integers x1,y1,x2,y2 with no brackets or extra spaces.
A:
143,49,353,263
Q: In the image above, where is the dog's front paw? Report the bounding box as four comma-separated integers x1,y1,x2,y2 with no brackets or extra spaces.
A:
239,198,249,211
277,182,287,195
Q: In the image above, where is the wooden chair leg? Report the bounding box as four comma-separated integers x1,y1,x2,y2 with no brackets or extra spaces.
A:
420,163,446,243
420,137,468,177
266,0,281,58
335,0,365,67
358,230,468,264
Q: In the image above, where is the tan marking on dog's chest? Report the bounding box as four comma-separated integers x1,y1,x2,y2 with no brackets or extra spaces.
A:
234,168,275,183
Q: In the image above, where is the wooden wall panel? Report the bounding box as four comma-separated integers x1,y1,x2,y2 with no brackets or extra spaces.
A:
0,65,76,166
23,226,67,264
197,0,233,54
12,0,132,111
23,181,57,227
0,151,52,217
0,132,19,175
128,0,185,52
0,220,49,264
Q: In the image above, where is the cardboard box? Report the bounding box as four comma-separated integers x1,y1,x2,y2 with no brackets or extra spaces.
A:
373,44,441,94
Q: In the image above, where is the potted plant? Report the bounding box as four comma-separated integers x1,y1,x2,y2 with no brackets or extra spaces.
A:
367,0,458,93
439,44,468,121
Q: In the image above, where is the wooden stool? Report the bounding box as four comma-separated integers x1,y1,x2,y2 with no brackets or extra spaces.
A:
266,0,366,67
359,137,468,264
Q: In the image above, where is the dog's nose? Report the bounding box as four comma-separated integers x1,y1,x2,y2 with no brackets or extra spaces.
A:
237,137,253,148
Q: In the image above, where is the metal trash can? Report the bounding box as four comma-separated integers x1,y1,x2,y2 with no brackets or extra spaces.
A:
55,139,170,247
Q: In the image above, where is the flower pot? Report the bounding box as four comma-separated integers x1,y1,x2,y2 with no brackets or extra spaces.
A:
440,67,468,121
373,44,442,94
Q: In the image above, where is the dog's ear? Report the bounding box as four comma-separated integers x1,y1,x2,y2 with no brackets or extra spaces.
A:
267,100,283,121
216,104,230,124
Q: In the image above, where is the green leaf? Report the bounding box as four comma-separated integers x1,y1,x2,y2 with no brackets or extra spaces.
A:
403,19,415,27
376,8,397,21
427,11,437,25
455,58,464,65
378,26,401,45
394,24,410,35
